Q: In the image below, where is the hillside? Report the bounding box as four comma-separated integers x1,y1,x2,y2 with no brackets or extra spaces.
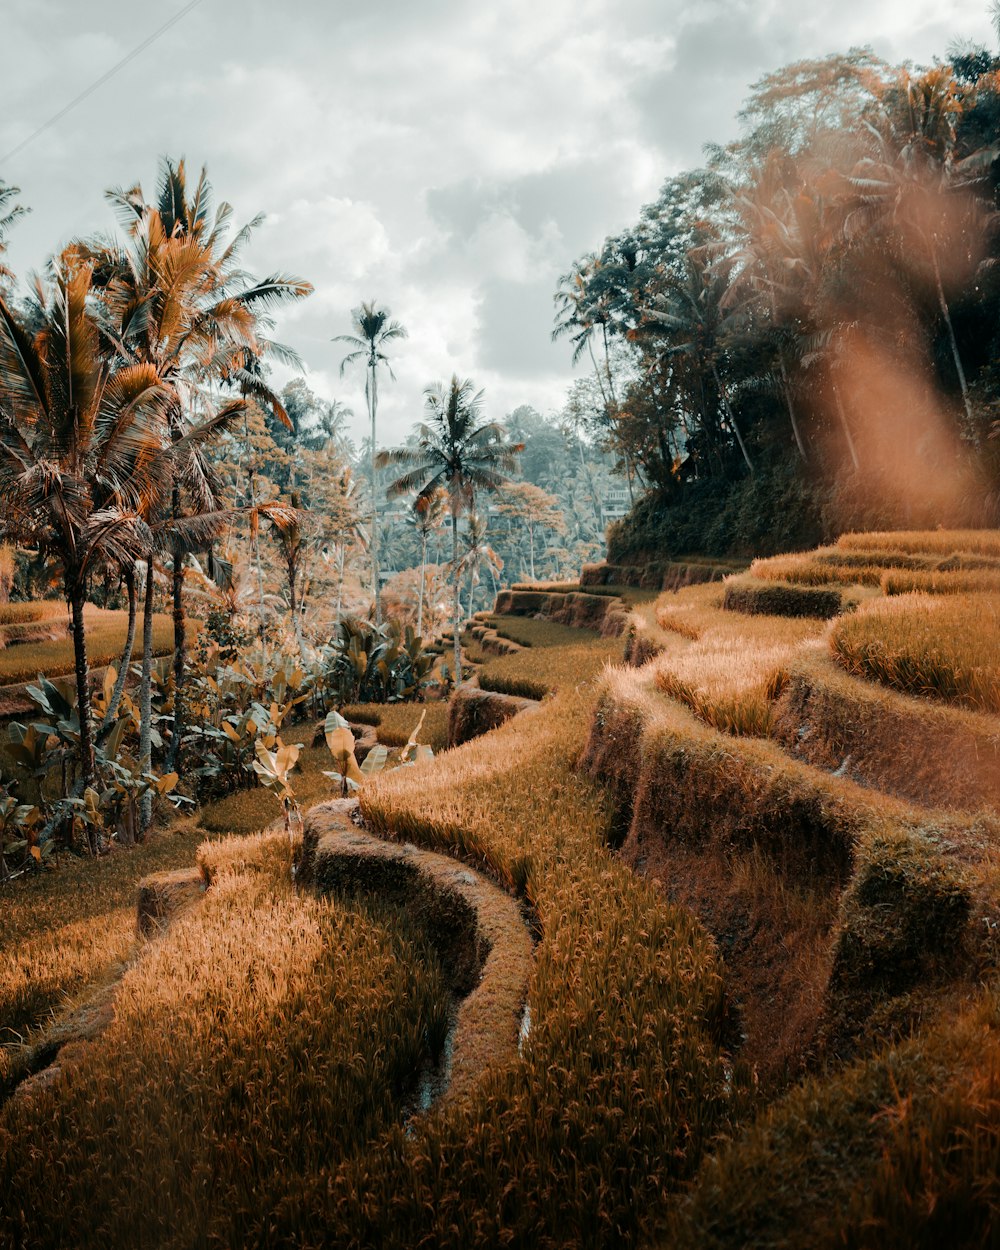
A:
0,529,997,1248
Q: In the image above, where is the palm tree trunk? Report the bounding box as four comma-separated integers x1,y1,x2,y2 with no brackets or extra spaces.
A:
100,565,137,731
601,322,617,405
369,358,382,626
710,363,755,475
451,510,461,688
417,532,426,638
139,555,156,837
336,545,345,626
832,377,860,472
167,542,186,772
930,237,975,430
777,350,808,461
68,581,97,852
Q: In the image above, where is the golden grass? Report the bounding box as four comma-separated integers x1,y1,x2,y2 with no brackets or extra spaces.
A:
0,606,173,686
585,664,978,1027
750,551,882,587
0,602,64,625
477,634,623,700
334,682,734,1248
882,567,1000,596
340,701,450,751
650,591,825,735
198,743,340,834
482,613,602,648
772,653,1000,811
0,827,204,1084
655,582,726,639
831,593,1000,714
0,831,452,1249
838,529,1000,557
669,994,1000,1249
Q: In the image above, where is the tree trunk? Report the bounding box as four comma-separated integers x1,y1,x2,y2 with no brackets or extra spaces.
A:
777,350,808,462
68,581,97,853
167,542,186,773
288,553,306,659
832,377,860,472
931,237,975,431
369,357,382,625
711,362,755,475
528,522,536,581
99,565,137,732
336,545,345,627
139,555,155,837
417,532,426,638
451,510,461,688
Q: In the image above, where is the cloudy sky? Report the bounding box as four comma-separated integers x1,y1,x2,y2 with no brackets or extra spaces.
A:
1,0,994,445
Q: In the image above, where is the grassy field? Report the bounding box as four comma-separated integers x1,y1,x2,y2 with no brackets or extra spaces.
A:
197,743,341,835
339,700,450,751
3,533,999,1248
0,831,452,1249
831,593,1000,714
590,531,1000,1246
0,604,173,686
0,826,204,1087
1,604,736,1249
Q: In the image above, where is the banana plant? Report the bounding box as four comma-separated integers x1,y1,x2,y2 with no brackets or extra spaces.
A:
99,761,177,846
252,738,304,870
0,789,43,881
322,708,364,796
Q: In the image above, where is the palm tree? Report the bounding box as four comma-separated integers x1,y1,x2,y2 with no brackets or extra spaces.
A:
644,251,756,475
0,262,170,844
86,158,311,775
378,376,521,685
457,513,503,616
0,183,27,287
842,67,993,430
409,487,447,637
334,301,408,625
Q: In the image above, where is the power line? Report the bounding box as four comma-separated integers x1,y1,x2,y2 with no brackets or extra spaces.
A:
0,0,208,167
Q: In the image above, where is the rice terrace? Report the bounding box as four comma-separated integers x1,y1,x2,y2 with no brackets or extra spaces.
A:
3,2,1000,1247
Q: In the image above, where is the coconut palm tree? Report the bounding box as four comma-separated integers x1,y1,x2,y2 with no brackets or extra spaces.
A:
84,158,311,775
0,183,27,287
644,251,756,475
377,376,521,684
409,487,446,638
334,301,408,625
456,512,503,616
842,67,994,430
0,261,170,843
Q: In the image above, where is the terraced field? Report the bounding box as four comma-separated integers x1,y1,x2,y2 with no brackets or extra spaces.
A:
2,530,998,1248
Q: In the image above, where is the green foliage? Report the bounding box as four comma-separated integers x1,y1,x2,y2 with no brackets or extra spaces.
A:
313,617,436,706
607,464,827,564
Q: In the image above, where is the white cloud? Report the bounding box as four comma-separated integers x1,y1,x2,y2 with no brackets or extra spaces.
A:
1,0,995,452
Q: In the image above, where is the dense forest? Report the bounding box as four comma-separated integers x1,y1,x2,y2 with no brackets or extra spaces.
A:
555,46,1000,558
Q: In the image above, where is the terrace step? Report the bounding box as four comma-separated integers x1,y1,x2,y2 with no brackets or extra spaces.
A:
301,800,533,1107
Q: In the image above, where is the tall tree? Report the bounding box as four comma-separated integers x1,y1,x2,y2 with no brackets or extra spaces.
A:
334,301,407,625
0,261,169,844
86,158,311,777
378,376,521,685
0,182,27,287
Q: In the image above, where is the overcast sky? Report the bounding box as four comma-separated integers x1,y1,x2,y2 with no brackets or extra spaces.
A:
2,0,995,446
